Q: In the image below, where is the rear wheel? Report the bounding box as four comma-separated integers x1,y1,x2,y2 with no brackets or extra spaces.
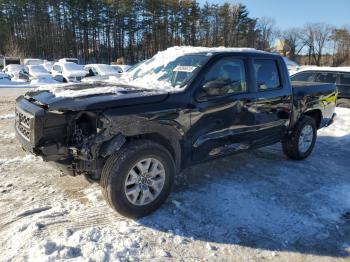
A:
100,140,175,218
282,116,317,160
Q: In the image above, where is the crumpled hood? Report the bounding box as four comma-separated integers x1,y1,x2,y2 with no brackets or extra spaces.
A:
23,82,169,111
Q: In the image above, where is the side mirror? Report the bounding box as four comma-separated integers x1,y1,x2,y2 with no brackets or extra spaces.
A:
202,80,230,96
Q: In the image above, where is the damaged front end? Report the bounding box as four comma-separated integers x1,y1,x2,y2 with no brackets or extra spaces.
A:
15,97,126,181
65,112,126,180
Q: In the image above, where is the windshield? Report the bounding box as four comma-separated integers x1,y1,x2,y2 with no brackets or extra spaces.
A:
97,64,119,75
63,63,84,71
8,64,23,71
127,54,209,88
29,65,48,74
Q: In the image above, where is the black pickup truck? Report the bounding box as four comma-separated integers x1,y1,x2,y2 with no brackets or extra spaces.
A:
15,49,337,218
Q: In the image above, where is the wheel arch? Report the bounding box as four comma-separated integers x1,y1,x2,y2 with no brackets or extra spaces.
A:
303,109,322,129
99,124,183,174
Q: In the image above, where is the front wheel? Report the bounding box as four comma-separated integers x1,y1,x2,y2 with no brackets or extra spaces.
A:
100,140,175,218
282,116,317,160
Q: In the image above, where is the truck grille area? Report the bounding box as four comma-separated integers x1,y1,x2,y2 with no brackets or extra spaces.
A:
16,111,32,141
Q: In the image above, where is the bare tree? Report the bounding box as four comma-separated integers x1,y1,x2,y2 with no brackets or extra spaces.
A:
280,28,305,60
256,17,279,51
302,23,333,65
331,28,350,66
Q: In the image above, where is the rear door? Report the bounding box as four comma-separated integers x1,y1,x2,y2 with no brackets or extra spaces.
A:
190,55,257,162
252,58,293,145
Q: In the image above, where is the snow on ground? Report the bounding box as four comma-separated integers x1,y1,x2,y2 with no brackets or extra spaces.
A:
0,91,349,261
0,77,61,89
0,113,15,120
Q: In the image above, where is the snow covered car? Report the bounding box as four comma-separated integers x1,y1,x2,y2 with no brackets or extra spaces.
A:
82,64,122,82
18,65,58,84
291,66,350,108
283,57,300,74
0,71,11,84
15,47,337,218
2,64,24,80
42,61,55,73
51,62,86,82
18,65,50,81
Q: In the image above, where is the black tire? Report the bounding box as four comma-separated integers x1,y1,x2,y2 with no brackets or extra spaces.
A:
337,98,350,109
282,116,317,160
100,140,175,218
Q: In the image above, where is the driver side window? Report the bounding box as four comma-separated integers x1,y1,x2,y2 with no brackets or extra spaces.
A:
203,58,247,94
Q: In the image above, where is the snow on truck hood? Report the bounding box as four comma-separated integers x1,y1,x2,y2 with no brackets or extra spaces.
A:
36,46,265,98
35,82,168,98
28,83,169,111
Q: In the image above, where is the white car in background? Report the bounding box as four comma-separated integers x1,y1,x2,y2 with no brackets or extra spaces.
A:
282,57,300,74
2,64,24,80
111,64,131,73
0,71,11,84
23,58,44,66
51,62,86,82
82,64,122,82
58,58,79,64
42,61,55,73
18,65,58,84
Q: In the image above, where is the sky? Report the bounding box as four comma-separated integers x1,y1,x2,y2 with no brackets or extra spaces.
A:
199,0,350,30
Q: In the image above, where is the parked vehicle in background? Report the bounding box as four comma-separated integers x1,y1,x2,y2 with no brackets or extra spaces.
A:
15,47,337,218
291,66,350,108
2,64,24,80
0,71,11,84
42,61,55,73
23,58,44,66
82,64,122,82
283,57,300,74
18,65,52,81
3,57,20,67
58,58,79,64
111,64,131,73
51,62,86,82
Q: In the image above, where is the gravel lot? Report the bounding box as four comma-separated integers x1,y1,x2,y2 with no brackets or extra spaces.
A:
0,88,349,261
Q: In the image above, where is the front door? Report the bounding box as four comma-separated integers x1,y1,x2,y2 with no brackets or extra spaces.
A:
189,56,257,162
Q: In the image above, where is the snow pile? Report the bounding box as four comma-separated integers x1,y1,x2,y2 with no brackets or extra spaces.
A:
0,113,15,120
318,107,350,141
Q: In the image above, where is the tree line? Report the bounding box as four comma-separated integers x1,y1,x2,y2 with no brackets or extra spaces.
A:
0,0,349,66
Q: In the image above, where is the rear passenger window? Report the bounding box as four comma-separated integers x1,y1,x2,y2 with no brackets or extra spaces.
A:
291,72,315,82
314,72,337,83
340,73,350,85
254,59,281,90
